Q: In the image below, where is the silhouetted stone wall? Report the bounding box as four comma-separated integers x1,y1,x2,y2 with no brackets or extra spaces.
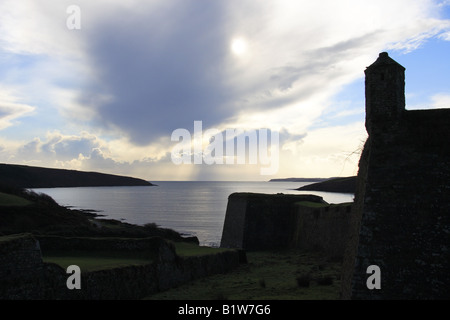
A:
291,203,353,258
0,234,42,281
220,193,327,250
220,193,353,257
0,234,241,300
36,235,167,257
341,53,450,299
0,234,48,299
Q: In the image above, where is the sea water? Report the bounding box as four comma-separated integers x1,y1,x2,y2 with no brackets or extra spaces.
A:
34,181,354,247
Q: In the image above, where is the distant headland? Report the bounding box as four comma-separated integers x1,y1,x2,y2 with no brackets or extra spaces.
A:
270,176,357,194
296,176,357,194
269,177,328,182
0,163,154,188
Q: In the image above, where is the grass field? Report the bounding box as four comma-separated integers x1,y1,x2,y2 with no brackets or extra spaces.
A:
172,241,232,257
147,250,343,300
38,237,342,300
41,241,342,299
41,241,232,272
42,250,154,272
0,192,32,207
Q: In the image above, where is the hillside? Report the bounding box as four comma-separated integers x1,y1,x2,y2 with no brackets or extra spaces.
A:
269,178,328,182
0,163,154,188
296,176,357,194
0,185,195,242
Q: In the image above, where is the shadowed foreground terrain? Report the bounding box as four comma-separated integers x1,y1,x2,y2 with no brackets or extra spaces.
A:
147,249,342,300
0,186,243,300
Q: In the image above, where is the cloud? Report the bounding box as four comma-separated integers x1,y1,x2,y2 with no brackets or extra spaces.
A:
0,130,177,180
0,0,86,57
74,0,236,145
430,93,450,109
16,131,101,162
1,0,449,180
406,92,450,110
69,0,450,146
277,122,367,178
0,89,35,130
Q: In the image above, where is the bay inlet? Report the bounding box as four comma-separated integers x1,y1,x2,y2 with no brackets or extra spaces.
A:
34,181,354,247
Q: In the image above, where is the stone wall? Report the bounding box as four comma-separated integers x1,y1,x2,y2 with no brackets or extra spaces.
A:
291,203,353,259
220,193,353,258
0,233,43,280
0,234,242,300
341,53,450,299
340,139,370,299
64,248,240,300
36,235,169,259
0,233,48,299
220,193,327,250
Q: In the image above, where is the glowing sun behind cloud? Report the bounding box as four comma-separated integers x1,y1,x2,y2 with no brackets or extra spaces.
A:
231,37,248,55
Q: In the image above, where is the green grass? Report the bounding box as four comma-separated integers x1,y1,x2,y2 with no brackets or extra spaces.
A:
296,201,354,208
0,192,32,207
330,202,353,207
42,250,154,272
41,241,230,272
146,250,342,300
172,241,232,257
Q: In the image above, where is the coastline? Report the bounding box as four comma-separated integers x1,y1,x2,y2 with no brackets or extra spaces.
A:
0,163,154,188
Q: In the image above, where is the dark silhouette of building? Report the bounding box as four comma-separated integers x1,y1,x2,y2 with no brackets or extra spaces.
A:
341,52,450,299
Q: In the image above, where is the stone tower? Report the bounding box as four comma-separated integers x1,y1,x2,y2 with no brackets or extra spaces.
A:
364,52,405,135
341,52,450,300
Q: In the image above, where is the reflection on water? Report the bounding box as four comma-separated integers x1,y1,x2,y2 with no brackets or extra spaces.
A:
34,181,354,247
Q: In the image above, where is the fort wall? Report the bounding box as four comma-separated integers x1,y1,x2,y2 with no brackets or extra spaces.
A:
291,203,353,258
341,53,450,299
0,233,241,299
221,193,326,250
220,193,353,259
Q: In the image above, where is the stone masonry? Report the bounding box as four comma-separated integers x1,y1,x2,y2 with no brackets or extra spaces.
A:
341,52,450,299
220,192,353,258
0,233,241,299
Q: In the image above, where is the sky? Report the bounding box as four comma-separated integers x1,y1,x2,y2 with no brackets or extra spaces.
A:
0,0,449,181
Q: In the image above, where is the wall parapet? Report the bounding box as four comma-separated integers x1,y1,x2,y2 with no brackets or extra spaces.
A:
0,233,242,300
220,192,354,258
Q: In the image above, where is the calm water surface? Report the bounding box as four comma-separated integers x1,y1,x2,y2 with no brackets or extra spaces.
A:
34,181,354,247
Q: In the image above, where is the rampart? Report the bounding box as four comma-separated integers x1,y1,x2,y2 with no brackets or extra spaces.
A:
292,202,353,258
340,53,450,299
36,235,170,255
220,193,353,258
0,233,241,300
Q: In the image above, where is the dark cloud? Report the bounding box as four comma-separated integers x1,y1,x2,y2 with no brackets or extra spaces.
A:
80,1,238,145
73,2,409,153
